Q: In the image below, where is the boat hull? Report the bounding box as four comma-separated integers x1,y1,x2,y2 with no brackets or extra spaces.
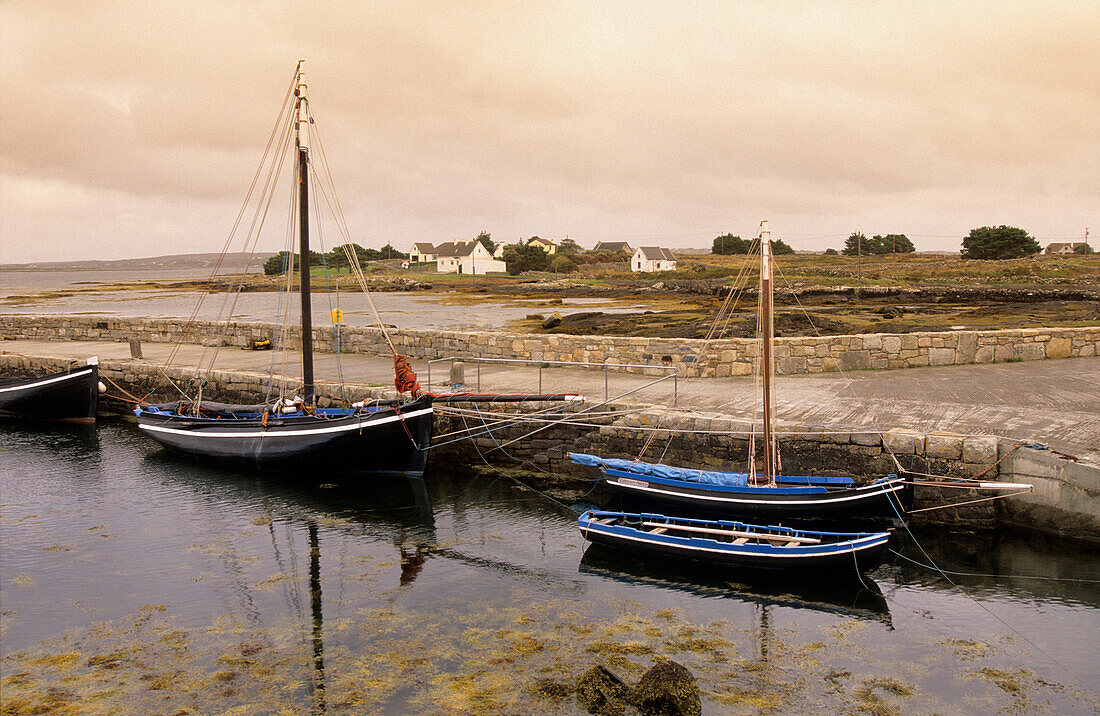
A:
0,364,99,424
578,511,891,573
135,395,434,475
604,472,911,524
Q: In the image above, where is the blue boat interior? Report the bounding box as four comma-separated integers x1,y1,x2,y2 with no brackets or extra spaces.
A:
135,405,388,421
571,451,867,492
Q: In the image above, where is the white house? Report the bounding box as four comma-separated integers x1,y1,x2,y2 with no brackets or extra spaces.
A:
435,240,507,275
632,246,676,273
1045,242,1085,255
409,242,438,263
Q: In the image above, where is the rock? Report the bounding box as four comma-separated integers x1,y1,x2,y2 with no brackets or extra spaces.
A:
633,660,701,716
542,313,562,329
526,314,545,321
876,306,903,318
651,282,665,290
563,312,605,322
577,665,630,715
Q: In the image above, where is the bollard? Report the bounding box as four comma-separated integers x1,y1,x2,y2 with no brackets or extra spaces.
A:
449,361,465,388
129,339,143,359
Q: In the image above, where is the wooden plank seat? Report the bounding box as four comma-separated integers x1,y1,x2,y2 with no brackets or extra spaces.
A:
641,521,821,545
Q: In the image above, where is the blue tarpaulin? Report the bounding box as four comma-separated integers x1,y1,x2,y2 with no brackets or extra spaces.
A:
570,452,749,487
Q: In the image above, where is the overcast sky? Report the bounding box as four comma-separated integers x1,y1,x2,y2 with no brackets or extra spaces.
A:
1,1,1097,263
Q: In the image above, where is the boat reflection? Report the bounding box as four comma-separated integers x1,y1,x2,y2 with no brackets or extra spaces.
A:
579,543,893,627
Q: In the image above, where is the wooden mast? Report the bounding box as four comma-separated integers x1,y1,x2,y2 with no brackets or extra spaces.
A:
295,65,315,402
758,221,776,483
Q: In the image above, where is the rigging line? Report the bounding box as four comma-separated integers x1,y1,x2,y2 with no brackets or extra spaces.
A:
458,411,578,514
430,404,609,440
907,491,1033,514
887,549,1100,584
883,493,1078,684
161,70,298,380
306,113,398,357
304,160,346,393
202,112,298,381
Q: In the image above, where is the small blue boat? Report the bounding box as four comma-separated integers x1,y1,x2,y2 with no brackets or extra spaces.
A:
578,510,891,572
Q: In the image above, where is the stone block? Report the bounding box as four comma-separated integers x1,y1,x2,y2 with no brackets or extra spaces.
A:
962,436,998,464
883,429,921,454
882,335,902,354
956,332,978,363
851,431,881,446
838,350,872,371
1046,337,1071,359
925,433,964,460
929,347,955,366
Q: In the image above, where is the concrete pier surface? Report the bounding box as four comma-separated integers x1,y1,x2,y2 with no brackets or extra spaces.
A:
4,337,1098,465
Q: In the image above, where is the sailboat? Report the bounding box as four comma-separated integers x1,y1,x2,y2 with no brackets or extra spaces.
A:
0,357,102,423
572,221,910,523
134,64,433,474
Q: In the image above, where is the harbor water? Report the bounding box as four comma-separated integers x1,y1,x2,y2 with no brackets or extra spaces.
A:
1,420,1097,713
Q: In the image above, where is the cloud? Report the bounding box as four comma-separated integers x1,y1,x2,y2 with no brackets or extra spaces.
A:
1,0,1096,262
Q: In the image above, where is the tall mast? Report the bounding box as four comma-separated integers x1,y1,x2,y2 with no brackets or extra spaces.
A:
758,220,776,482
296,65,314,402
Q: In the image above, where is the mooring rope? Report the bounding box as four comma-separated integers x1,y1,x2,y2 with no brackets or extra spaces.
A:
884,493,1077,683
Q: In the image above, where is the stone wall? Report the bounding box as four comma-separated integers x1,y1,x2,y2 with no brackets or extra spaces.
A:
2,315,1097,378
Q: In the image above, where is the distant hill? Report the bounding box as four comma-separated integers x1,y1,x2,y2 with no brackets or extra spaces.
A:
1,252,277,272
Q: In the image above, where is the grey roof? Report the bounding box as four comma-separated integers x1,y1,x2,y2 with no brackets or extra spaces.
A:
435,240,477,257
594,241,632,252
412,242,436,252
637,246,676,261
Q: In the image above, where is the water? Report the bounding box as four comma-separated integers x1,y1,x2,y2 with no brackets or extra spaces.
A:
1,421,1097,713
0,269,649,330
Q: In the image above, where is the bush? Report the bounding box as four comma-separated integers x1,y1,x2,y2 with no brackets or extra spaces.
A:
502,243,551,274
712,234,750,254
961,226,1040,260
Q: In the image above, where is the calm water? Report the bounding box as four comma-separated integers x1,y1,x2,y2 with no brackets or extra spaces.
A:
0,269,647,331
1,421,1097,714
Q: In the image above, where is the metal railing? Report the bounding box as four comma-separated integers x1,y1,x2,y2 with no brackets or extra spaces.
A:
426,356,678,406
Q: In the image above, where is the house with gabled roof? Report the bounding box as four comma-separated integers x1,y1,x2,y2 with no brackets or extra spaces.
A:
631,246,676,273
435,240,507,275
409,242,438,263
593,241,633,254
1045,242,1085,255
527,236,558,255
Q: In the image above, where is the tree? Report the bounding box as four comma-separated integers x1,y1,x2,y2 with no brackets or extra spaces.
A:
713,233,750,254
1073,243,1095,255
842,233,868,257
558,237,582,255
877,234,915,253
379,243,407,260
770,238,795,255
475,231,496,254
550,255,578,273
264,250,325,275
961,226,1040,260
824,248,839,255
502,242,551,275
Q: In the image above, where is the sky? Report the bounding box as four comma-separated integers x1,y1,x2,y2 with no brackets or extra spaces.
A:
1,1,1097,263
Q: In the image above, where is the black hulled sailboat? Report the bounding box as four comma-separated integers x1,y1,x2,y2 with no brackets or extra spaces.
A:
135,64,432,474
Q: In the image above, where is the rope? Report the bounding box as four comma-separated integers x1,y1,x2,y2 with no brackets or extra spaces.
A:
907,490,1033,514
888,549,1100,584
883,491,1076,683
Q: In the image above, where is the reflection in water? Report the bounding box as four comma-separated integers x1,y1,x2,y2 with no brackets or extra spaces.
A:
1,420,1097,712
309,523,325,715
579,544,892,627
